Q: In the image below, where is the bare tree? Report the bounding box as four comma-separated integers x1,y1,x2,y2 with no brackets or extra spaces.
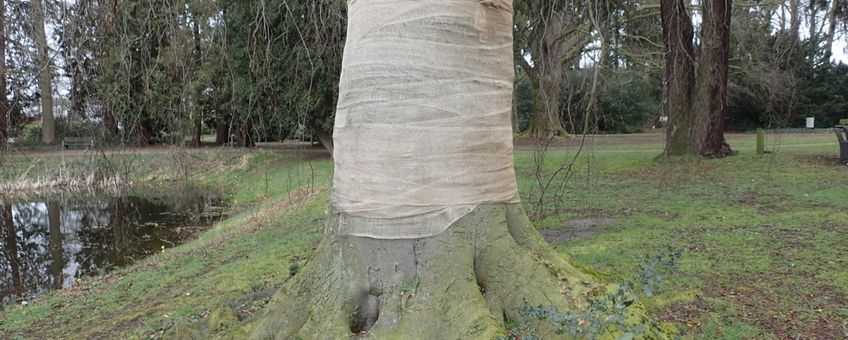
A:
514,0,591,137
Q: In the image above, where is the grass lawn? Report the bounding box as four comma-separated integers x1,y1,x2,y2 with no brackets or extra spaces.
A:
1,131,846,339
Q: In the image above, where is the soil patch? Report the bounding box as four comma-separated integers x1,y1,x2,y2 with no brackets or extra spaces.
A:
540,217,619,244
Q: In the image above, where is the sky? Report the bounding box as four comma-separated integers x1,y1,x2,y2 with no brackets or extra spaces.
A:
832,39,847,63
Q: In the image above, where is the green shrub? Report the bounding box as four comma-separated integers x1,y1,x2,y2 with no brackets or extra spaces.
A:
597,73,659,133
15,118,109,146
18,122,43,145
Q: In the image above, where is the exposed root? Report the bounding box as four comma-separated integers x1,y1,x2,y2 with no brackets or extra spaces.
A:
248,235,360,339
187,204,663,339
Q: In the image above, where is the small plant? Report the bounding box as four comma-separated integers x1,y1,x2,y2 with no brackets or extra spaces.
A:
502,247,684,339
288,262,300,278
398,277,421,296
18,122,43,145
397,277,421,311
636,246,682,297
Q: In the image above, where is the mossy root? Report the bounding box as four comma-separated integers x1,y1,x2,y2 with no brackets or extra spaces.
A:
190,204,662,339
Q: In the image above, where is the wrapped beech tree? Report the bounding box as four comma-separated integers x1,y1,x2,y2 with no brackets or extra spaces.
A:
248,0,636,338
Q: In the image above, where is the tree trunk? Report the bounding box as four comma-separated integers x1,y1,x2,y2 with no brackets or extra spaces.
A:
69,66,84,126
215,120,229,146
248,205,599,339
191,12,203,148
661,0,733,158
693,0,733,157
823,0,840,61
135,123,150,147
521,12,589,138
103,103,118,140
527,73,564,137
32,0,55,145
235,118,254,148
789,0,801,42
213,1,656,338
237,123,249,148
661,0,697,156
193,118,202,148
0,0,8,148
809,0,819,53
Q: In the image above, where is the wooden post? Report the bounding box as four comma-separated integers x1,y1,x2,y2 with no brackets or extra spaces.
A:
756,128,765,155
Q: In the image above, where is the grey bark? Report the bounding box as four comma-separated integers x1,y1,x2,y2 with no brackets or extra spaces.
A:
515,3,591,137
790,0,801,42
31,0,55,144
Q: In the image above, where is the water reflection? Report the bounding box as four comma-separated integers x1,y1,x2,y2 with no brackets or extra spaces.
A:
0,195,226,304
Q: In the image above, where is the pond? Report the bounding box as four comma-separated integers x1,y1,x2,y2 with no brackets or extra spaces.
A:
0,193,228,305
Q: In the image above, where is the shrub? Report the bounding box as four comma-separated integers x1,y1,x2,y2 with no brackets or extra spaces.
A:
597,73,659,134
18,122,43,145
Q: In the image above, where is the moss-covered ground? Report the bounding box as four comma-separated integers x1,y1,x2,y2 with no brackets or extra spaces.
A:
1,132,846,339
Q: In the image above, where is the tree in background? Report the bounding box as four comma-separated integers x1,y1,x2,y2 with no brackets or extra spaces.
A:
218,0,344,149
725,1,800,129
30,0,54,144
0,0,845,147
514,0,591,137
661,0,733,157
60,0,119,140
85,0,222,146
822,0,843,61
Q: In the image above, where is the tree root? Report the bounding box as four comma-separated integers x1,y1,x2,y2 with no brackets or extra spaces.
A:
193,204,664,339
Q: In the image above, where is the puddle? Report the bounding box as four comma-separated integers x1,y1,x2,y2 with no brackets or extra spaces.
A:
540,217,620,244
0,193,227,305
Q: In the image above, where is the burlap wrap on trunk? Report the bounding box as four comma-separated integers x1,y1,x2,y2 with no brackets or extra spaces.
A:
332,0,519,239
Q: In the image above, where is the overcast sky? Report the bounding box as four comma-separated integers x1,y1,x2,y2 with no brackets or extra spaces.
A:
832,38,847,63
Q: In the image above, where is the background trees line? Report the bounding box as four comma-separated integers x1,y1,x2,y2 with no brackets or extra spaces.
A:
0,0,845,152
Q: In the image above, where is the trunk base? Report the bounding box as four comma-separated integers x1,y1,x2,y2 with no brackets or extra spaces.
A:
182,204,667,339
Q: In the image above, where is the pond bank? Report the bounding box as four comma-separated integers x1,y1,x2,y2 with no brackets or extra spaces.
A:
0,147,333,338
